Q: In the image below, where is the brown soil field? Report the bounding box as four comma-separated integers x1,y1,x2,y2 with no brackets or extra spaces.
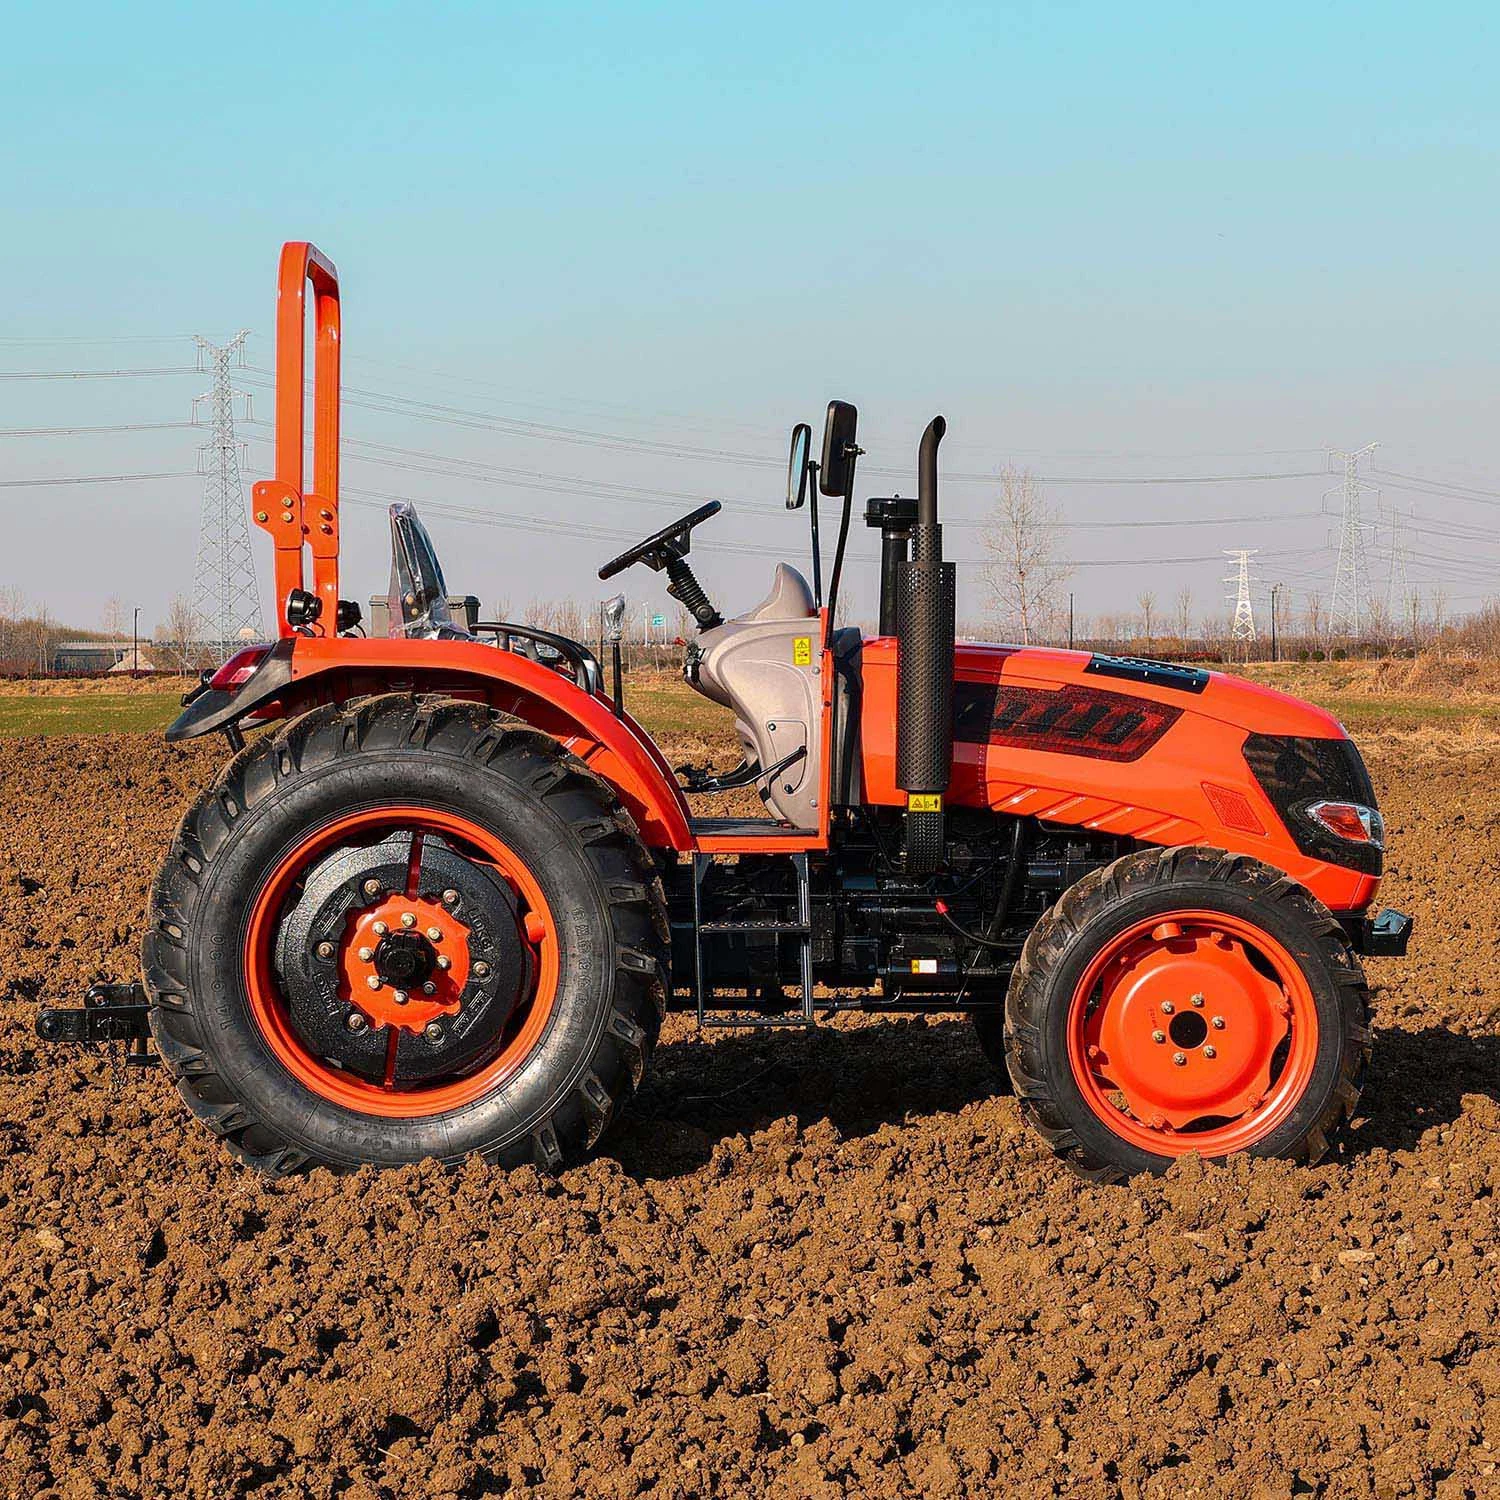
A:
1,721,1498,1498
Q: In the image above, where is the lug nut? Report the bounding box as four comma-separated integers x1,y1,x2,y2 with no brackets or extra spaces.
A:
436,954,452,971
357,946,374,962
316,941,335,960
363,878,382,897
1172,1052,1187,1067
1190,993,1205,1008
426,926,442,942
424,1022,443,1042
1152,1029,1166,1044
1161,1001,1175,1015
422,981,437,996
400,912,416,929
372,921,388,936
442,889,459,905
366,975,381,991
1211,1016,1226,1030
1204,1046,1217,1059
346,1012,367,1033
392,989,409,1006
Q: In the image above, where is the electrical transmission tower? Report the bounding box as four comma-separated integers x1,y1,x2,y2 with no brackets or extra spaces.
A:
1386,504,1415,645
1327,443,1378,639
1223,549,1259,649
191,332,261,665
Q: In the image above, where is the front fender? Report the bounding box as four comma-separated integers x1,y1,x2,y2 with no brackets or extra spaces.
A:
170,636,694,851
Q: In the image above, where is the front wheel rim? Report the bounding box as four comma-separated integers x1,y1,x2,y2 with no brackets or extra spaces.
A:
243,805,559,1119
1065,909,1320,1157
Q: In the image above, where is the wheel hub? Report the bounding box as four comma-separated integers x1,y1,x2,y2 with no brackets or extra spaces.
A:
1074,915,1305,1141
274,829,535,1086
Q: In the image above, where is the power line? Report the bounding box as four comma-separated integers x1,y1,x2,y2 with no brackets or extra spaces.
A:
0,367,199,380
0,470,196,487
0,421,199,437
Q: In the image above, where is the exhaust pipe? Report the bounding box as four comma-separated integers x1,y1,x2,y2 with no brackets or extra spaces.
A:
896,416,955,875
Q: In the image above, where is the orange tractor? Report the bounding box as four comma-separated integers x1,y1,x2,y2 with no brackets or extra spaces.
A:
38,242,1410,1180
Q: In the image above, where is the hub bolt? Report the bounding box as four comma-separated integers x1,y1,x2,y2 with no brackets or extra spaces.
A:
442,889,459,905
392,989,409,1006
1211,1016,1226,1030
1204,1046,1217,1059
422,981,437,996
1190,993,1205,1008
473,961,490,978
372,921,388,936
316,941,335,960
1172,1052,1187,1067
424,1022,443,1042
400,912,416,928
357,946,374,962
1152,1030,1166,1044
427,926,443,942
436,955,452,971
346,1012,368,1033
363,879,382,897
366,975,382,991
1161,1001,1175,1015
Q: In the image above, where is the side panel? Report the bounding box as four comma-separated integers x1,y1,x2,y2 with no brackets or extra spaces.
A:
859,639,1377,912
282,637,695,850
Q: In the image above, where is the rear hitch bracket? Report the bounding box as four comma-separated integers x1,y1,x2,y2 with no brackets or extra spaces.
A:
36,982,158,1068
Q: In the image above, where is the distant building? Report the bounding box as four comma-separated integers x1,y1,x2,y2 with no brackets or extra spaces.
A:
52,640,155,674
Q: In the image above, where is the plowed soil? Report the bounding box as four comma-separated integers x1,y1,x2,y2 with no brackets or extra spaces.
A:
1,725,1498,1499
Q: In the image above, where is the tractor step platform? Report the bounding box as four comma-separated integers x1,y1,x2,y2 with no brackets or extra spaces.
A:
692,851,817,1029
36,982,158,1067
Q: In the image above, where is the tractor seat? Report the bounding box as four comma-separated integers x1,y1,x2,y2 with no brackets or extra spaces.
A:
735,563,816,623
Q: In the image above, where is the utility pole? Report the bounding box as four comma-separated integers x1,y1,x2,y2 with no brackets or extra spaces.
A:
1223,549,1259,657
191,332,262,665
1327,443,1378,641
1067,592,1074,650
1269,583,1283,663
132,605,140,675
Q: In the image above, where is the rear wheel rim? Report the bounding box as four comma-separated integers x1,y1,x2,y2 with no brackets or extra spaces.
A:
1065,909,1319,1157
243,805,559,1119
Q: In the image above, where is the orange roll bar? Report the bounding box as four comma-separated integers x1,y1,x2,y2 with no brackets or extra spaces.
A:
252,241,341,637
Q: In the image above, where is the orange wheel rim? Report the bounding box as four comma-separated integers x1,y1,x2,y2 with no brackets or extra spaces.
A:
1066,909,1319,1157
243,805,559,1118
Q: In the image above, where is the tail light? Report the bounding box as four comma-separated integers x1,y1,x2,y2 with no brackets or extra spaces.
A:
1307,800,1384,849
209,644,273,692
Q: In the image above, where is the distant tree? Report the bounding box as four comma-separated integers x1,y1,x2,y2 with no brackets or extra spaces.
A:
1173,588,1193,647
101,596,128,640
1137,592,1157,654
1303,592,1324,641
156,595,209,673
984,467,1069,646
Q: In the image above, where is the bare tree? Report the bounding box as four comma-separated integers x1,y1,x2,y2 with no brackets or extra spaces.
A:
1137,592,1157,655
984,467,1069,646
1430,585,1449,649
1172,588,1192,649
1303,592,1324,641
100,596,128,640
156,595,208,673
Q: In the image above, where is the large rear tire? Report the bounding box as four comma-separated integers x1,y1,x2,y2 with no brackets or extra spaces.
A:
995,846,1370,1182
143,694,669,1176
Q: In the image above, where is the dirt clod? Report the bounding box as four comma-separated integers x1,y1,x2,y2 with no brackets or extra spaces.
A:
1,731,1497,1497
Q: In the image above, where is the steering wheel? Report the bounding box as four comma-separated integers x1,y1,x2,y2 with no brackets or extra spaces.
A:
597,501,721,581
597,501,725,629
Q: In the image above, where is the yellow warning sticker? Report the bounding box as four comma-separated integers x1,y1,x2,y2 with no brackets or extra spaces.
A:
910,958,939,974
907,792,943,813
792,635,812,666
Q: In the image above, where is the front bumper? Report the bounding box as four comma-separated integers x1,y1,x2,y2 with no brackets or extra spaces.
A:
1342,907,1414,958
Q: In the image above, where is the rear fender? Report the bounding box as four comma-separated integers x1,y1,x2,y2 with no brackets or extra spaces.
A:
168,636,694,850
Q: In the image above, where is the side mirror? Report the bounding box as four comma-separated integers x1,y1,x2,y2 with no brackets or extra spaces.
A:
602,593,626,644
786,423,812,510
819,400,859,497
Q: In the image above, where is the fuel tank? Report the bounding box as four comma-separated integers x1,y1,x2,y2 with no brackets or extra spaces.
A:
857,640,1381,913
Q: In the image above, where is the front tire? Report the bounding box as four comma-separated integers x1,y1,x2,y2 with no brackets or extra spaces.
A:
996,846,1370,1181
143,694,669,1176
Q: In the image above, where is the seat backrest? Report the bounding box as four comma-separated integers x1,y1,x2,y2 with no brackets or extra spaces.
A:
387,502,473,639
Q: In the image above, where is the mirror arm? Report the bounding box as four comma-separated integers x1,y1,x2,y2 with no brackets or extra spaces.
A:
808,459,823,607
822,445,861,651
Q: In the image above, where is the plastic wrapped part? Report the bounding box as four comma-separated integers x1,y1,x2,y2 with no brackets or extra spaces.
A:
386,502,471,640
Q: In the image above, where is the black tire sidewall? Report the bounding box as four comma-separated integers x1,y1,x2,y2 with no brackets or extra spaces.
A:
186,744,620,1167
1023,876,1355,1177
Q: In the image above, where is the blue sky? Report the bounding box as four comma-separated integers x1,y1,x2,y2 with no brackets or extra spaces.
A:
3,1,1497,632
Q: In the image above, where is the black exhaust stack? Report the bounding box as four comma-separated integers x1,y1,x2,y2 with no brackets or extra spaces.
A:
896,416,955,876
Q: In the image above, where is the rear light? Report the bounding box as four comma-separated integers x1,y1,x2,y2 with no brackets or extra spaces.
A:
209,644,273,692
1307,800,1384,848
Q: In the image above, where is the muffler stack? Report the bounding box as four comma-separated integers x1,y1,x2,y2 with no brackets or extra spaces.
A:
896,416,955,876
